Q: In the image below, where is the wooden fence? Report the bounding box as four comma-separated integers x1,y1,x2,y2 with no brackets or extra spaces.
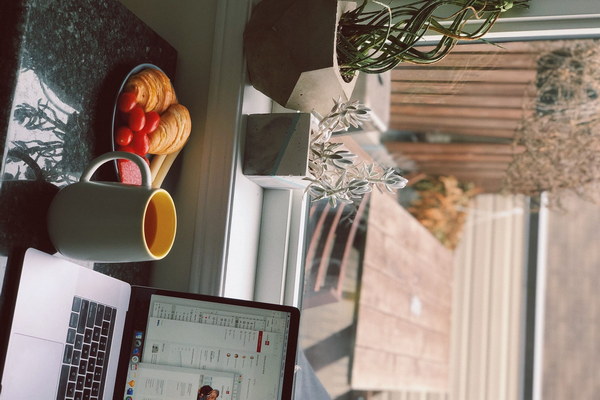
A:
386,141,525,191
385,41,557,192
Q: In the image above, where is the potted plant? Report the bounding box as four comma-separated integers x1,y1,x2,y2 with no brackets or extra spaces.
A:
337,0,531,81
244,0,358,116
243,112,316,189
243,98,408,206
244,0,529,114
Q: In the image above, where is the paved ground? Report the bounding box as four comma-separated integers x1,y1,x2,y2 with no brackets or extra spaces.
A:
299,192,600,400
542,194,600,400
299,245,361,400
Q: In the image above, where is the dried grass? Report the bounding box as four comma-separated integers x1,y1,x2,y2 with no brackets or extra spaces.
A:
409,175,480,249
504,40,600,208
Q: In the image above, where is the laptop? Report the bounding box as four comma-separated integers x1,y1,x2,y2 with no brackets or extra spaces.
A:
0,248,300,400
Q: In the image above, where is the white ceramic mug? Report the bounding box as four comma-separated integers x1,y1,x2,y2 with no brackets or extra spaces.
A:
47,151,177,262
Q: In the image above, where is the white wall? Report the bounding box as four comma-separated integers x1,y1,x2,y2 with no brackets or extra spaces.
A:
503,0,600,18
491,0,600,40
388,0,600,18
387,0,600,40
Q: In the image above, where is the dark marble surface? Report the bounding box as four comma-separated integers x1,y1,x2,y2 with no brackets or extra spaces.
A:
0,0,177,284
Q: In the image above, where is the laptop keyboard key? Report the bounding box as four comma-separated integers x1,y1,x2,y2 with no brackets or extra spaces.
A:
75,334,83,350
72,296,82,312
87,357,96,373
72,349,81,366
96,351,105,367
99,336,107,351
82,344,90,360
78,360,87,375
101,321,109,336
61,296,116,400
92,326,101,342
77,300,89,334
103,306,111,321
57,364,70,399
69,312,79,328
63,345,73,364
66,328,76,344
69,366,78,381
84,328,93,344
91,382,100,397
66,382,76,397
86,302,97,329
90,342,98,358
85,373,93,387
95,304,104,325
93,367,102,381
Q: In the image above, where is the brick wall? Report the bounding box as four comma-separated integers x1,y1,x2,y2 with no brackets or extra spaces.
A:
351,189,453,393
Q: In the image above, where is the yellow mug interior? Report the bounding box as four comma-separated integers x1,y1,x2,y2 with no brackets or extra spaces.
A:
143,190,176,259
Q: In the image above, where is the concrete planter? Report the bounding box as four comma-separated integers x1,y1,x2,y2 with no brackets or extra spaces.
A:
243,0,358,116
243,113,317,189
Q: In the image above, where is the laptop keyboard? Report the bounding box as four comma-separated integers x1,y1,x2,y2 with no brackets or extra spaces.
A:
57,296,116,400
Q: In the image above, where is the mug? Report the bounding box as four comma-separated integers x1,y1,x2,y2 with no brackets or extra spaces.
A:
47,151,177,262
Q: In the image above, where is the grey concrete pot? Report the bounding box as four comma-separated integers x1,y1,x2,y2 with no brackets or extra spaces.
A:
243,0,358,116
243,113,317,189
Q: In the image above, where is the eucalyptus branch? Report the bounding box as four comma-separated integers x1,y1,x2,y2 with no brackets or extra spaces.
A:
307,99,407,206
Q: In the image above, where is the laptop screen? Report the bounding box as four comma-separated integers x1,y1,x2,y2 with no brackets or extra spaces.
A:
116,288,300,400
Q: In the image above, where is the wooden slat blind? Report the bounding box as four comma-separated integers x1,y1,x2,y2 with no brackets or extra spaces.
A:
387,141,523,191
390,42,539,128
385,41,565,192
450,194,528,400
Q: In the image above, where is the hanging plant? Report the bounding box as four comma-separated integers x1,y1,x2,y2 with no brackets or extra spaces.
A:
337,0,530,81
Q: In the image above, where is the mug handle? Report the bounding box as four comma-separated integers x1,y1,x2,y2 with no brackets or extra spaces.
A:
80,151,151,188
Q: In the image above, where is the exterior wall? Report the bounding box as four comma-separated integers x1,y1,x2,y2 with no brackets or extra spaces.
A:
353,190,454,393
450,194,529,400
542,196,600,400
364,194,531,400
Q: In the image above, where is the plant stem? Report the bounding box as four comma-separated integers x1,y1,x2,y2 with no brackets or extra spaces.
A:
337,0,530,77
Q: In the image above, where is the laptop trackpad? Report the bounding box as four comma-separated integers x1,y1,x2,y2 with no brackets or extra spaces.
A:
2,334,62,399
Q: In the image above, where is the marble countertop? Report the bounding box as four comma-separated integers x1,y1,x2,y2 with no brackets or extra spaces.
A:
0,0,177,281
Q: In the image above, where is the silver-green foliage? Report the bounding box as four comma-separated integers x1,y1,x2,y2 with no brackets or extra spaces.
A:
307,99,408,206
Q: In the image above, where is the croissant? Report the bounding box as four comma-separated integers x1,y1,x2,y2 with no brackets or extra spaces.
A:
148,103,192,155
124,68,177,114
